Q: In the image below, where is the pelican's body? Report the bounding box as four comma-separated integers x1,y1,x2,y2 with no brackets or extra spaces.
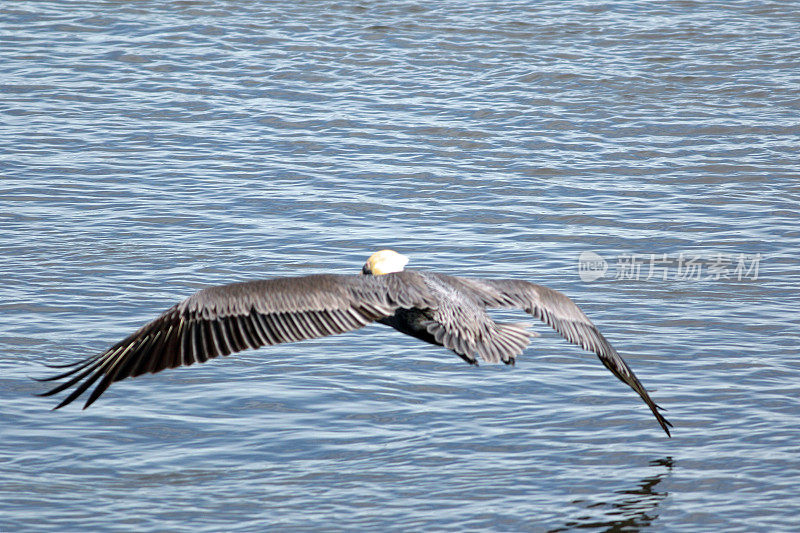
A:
41,250,672,436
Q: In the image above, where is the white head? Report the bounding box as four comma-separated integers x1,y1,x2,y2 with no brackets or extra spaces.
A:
362,249,409,275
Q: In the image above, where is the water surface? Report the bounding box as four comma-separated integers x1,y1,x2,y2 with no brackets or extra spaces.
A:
2,1,799,531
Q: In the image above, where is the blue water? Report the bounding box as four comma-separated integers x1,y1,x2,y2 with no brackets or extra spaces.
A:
2,1,799,531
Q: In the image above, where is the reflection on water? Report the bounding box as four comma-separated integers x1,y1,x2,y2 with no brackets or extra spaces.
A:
552,458,674,532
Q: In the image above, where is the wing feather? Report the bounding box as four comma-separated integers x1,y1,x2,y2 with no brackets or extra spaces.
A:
458,277,672,436
409,272,531,365
40,272,434,409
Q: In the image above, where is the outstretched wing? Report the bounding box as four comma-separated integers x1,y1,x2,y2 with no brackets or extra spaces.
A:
40,272,435,409
458,277,672,437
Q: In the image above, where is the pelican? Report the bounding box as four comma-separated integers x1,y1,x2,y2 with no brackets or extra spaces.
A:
40,250,672,436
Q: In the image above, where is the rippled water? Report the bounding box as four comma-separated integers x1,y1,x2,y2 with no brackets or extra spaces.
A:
2,1,799,531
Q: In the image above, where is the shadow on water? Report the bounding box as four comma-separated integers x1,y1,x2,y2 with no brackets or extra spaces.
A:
550,457,674,533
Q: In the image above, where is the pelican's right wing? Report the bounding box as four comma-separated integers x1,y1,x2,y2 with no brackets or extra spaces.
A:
39,272,435,410
459,277,672,437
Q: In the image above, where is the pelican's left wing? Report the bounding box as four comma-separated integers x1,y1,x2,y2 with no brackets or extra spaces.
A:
39,272,435,409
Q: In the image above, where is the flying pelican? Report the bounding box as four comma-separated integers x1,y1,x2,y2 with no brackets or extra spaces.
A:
40,250,672,436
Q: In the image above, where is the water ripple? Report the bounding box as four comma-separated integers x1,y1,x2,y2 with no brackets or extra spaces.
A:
2,0,799,531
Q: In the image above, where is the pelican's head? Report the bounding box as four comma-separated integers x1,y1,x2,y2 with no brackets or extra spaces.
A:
362,249,409,275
